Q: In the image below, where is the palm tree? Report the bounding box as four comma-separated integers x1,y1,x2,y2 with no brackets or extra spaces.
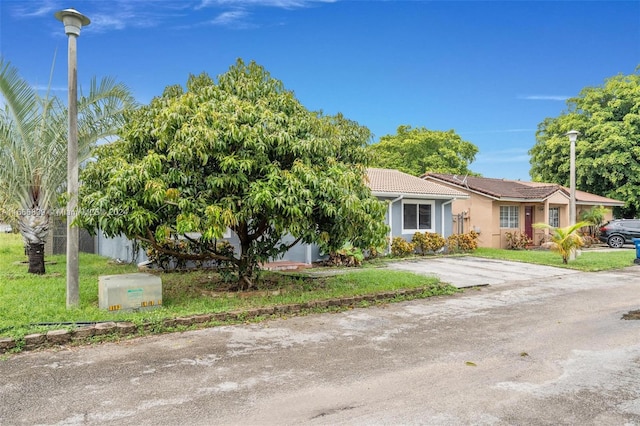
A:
0,57,134,274
533,221,591,264
579,205,609,238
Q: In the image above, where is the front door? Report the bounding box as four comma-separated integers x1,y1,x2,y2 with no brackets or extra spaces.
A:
525,206,533,241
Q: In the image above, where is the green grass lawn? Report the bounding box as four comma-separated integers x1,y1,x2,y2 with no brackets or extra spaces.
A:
473,246,637,271
2,232,634,345
0,233,452,342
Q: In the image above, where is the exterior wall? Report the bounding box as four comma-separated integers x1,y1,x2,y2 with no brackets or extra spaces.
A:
453,194,561,248
602,208,616,222
498,202,539,248
383,197,453,242
96,230,323,265
442,201,454,237
442,186,574,248
276,235,324,264
96,232,147,263
450,193,494,247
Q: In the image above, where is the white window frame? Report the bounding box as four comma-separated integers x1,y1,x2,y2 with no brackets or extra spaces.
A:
548,207,560,228
500,205,519,228
402,199,435,233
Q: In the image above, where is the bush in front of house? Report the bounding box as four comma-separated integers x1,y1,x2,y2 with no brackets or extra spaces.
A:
391,237,416,257
446,231,479,253
504,231,532,250
146,239,235,271
412,232,446,255
328,243,366,267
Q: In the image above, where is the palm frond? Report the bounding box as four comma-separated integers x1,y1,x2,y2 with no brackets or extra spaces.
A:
0,57,39,150
0,56,135,247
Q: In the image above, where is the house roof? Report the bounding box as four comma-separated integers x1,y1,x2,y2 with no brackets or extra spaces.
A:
560,188,625,206
423,173,624,206
366,168,468,199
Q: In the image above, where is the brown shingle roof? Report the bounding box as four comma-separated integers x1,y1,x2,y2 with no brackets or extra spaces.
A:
517,180,623,205
424,173,624,206
424,173,559,199
367,168,468,198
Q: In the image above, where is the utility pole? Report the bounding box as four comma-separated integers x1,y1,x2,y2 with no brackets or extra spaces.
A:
55,8,90,308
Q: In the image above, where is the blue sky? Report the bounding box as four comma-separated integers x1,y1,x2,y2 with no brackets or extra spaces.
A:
1,0,638,180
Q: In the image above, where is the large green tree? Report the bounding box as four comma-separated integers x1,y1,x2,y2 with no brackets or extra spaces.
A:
0,57,134,274
77,59,388,289
529,68,640,217
367,125,478,176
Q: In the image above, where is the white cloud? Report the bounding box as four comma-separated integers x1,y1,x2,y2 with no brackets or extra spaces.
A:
9,1,188,33
210,10,252,26
199,0,336,9
10,0,57,18
8,0,334,33
89,14,128,32
198,0,336,27
33,85,67,92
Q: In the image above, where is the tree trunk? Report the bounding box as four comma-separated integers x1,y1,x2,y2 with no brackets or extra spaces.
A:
236,238,255,291
27,242,46,274
236,255,254,291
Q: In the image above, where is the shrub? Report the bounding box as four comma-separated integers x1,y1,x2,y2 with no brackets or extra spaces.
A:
446,231,479,254
579,233,598,248
328,243,365,267
146,238,235,270
391,237,415,257
504,231,532,250
412,232,446,255
533,221,589,264
365,244,385,260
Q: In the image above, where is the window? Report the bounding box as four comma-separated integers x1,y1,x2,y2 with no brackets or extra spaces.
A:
403,201,433,231
549,207,559,228
500,206,519,228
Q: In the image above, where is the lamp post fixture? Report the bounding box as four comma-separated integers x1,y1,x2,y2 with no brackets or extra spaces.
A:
55,8,90,308
566,129,580,261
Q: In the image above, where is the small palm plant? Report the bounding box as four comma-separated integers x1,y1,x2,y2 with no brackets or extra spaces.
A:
580,205,609,238
533,221,591,264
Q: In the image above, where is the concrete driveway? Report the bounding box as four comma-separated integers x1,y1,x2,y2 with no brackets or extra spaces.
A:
384,256,579,288
2,261,640,425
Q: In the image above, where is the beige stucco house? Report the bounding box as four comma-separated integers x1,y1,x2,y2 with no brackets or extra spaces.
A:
422,173,625,249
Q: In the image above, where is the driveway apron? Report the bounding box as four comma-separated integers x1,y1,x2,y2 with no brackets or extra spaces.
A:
385,256,579,288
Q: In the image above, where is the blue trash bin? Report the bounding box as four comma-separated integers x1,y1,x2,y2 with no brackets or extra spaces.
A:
633,238,640,264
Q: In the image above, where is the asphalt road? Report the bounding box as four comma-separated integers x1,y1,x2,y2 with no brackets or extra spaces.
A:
2,259,640,425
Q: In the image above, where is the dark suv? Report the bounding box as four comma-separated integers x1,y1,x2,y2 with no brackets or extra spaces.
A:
598,219,640,248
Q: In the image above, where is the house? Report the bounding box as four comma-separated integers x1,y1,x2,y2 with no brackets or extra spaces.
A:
94,168,469,264
422,173,625,248
366,168,469,250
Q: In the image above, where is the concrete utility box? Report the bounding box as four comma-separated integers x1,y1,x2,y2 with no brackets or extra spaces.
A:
99,273,162,312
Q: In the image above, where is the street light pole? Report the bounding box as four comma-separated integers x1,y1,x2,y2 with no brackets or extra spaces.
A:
55,8,90,308
566,129,580,261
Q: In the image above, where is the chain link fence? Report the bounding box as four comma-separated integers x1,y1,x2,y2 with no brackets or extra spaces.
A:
51,217,95,255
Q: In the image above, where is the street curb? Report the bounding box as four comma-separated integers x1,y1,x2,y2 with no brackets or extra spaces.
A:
0,286,439,355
